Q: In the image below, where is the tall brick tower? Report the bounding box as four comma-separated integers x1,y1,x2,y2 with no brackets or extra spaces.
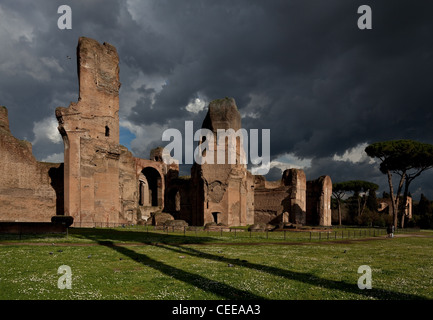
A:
56,37,121,227
191,98,255,226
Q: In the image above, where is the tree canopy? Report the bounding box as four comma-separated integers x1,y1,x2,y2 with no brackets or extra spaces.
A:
365,140,433,176
333,180,378,194
365,139,433,228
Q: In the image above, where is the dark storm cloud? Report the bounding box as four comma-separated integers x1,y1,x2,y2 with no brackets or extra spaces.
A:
0,0,125,159
125,0,433,158
121,0,433,198
1,0,433,196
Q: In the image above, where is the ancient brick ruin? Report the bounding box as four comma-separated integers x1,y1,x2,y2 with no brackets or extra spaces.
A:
0,37,332,228
0,106,63,222
189,98,255,227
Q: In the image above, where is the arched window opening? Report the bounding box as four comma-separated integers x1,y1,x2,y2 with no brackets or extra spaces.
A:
140,167,162,207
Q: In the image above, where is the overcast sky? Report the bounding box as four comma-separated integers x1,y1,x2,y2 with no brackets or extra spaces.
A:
1,0,433,200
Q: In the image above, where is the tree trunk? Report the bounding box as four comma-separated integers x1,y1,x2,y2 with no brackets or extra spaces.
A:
401,179,411,229
390,172,406,229
387,170,398,227
401,209,405,228
360,194,368,216
395,174,406,228
358,197,361,216
400,170,424,229
337,199,342,226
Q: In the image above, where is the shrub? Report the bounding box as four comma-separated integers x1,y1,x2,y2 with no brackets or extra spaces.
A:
355,210,392,227
51,215,74,227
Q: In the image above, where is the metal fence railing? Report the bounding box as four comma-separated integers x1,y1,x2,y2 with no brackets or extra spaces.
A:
1,222,421,242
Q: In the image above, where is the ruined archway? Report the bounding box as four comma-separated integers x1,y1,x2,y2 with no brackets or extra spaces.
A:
212,211,221,224
166,188,181,212
139,167,163,207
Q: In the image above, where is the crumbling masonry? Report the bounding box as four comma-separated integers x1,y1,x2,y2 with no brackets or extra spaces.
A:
0,37,332,228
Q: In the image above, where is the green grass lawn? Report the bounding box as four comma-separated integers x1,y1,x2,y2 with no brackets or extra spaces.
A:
0,227,432,300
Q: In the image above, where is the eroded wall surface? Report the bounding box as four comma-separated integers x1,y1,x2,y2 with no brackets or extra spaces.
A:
306,175,332,226
191,98,255,226
253,169,306,225
56,37,122,227
0,106,63,222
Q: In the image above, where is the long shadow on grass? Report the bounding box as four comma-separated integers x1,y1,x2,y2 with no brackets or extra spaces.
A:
79,229,427,300
158,244,428,300
70,228,216,244
79,229,266,299
97,240,265,300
